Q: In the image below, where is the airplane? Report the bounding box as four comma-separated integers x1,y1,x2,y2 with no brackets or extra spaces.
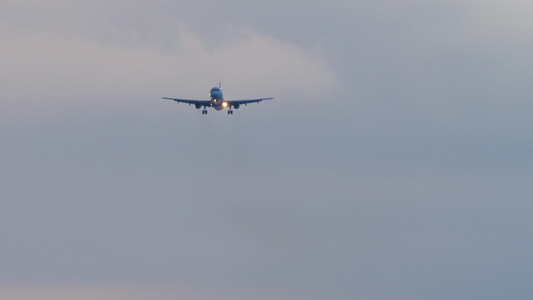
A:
162,83,274,115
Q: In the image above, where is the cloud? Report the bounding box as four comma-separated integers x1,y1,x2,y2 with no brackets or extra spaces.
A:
0,19,339,120
466,0,533,37
0,285,310,300
337,0,533,132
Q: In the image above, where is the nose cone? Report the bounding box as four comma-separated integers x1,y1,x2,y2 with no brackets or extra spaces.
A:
210,87,223,100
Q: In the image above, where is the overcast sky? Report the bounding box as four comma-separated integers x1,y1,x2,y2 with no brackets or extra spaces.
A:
1,1,533,299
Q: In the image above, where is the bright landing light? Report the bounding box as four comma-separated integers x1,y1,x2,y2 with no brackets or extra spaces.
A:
222,102,228,108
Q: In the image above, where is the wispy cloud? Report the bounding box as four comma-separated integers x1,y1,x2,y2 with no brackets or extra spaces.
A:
0,19,339,120
0,285,311,300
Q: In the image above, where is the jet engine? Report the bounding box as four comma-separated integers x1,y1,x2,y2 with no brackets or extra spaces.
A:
233,103,240,109
195,103,202,109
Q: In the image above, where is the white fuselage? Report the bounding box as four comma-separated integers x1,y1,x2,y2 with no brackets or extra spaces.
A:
209,87,226,110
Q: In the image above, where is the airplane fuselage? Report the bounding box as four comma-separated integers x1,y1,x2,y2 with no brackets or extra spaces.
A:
209,87,227,111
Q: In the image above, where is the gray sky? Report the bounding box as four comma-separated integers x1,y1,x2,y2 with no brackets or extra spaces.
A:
1,1,533,299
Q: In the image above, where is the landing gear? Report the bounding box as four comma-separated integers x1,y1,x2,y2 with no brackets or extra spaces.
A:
202,109,208,115
227,110,234,115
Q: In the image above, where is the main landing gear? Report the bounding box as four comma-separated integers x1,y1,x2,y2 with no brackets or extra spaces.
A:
202,109,208,115
227,110,234,115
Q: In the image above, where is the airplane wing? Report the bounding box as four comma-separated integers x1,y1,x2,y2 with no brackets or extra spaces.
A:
162,97,211,106
227,97,274,106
